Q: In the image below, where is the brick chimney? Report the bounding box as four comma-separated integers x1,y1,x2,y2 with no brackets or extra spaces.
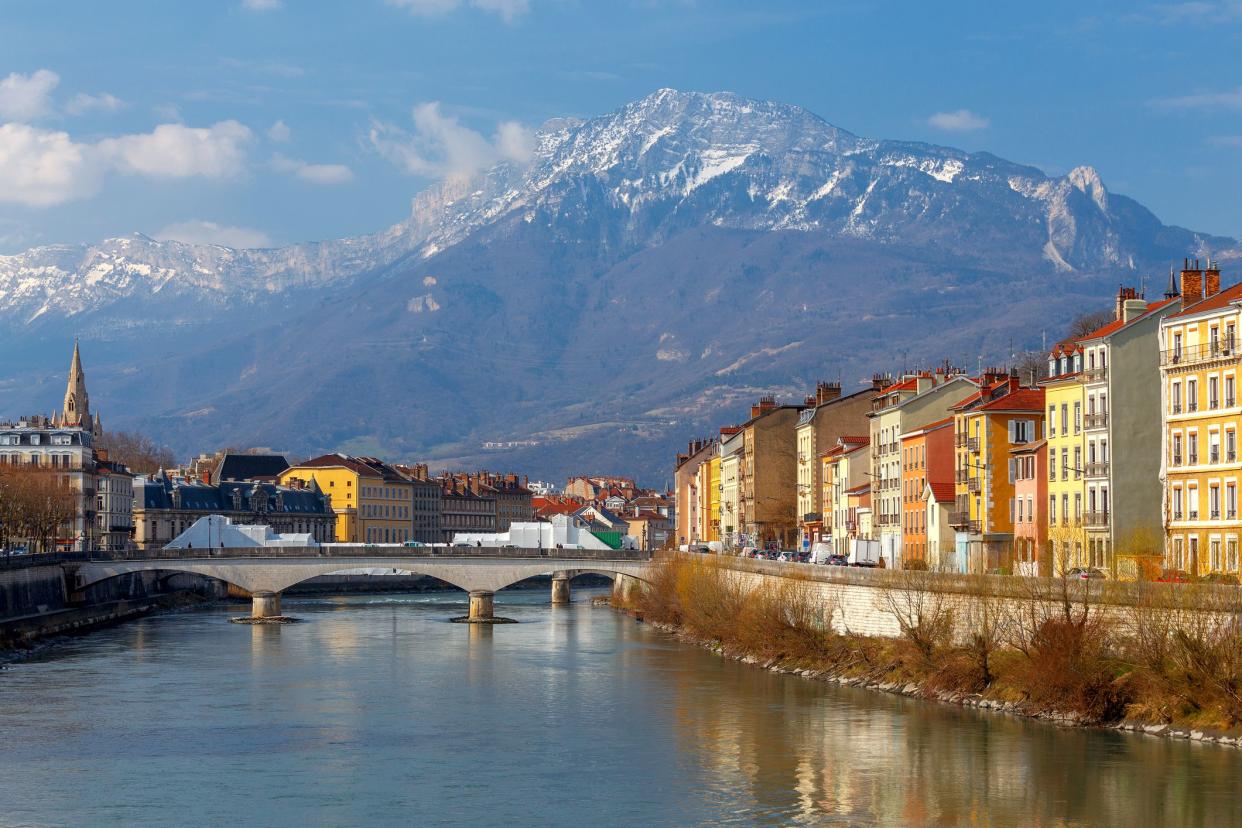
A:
816,381,842,406
1181,258,1204,305
1206,259,1221,299
750,395,777,418
871,373,892,391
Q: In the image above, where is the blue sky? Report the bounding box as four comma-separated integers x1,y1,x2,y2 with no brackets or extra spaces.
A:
2,0,1242,253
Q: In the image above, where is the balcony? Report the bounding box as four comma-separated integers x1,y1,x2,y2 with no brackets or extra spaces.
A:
1173,510,1184,521
1189,400,1200,413
1083,511,1110,528
1161,338,1239,368
954,433,969,448
1189,453,1200,466
966,437,980,453
1083,412,1108,429
1082,366,1108,383
1211,449,1221,464
1172,402,1183,414
1189,510,1200,521
1085,461,1110,477
1172,452,1183,466
967,476,982,493
948,511,980,533
955,469,969,484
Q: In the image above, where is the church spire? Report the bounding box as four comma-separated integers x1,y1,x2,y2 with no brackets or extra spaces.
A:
62,339,89,427
1165,266,1180,301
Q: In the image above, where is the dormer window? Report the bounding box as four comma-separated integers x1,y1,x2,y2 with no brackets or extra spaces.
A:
1073,354,1082,373
1048,359,1056,376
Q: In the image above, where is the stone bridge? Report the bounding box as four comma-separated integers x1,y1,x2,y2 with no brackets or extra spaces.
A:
70,546,654,620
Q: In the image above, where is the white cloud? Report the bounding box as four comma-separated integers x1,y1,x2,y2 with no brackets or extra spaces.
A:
385,0,530,22
1154,86,1242,109
0,123,101,206
241,0,282,9
65,92,124,115
0,120,254,206
267,120,291,142
370,101,534,179
272,153,354,184
0,69,60,121
927,109,990,131
155,220,272,249
98,121,252,178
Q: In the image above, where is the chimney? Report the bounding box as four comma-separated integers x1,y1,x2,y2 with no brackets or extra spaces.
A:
1123,298,1147,323
1206,259,1221,298
1115,285,1138,321
750,395,777,418
816,381,841,406
871,373,892,391
804,395,817,408
1181,258,1204,305
915,373,934,394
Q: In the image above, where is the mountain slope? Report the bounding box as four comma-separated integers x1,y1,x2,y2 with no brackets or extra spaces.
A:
2,89,1237,483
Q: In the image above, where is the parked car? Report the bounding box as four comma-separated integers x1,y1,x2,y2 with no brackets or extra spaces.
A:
1155,569,1193,584
827,554,849,566
4,545,29,556
403,540,426,548
1067,567,1107,580
1203,572,1241,585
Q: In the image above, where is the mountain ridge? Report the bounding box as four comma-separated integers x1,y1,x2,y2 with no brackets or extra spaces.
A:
1,88,1237,483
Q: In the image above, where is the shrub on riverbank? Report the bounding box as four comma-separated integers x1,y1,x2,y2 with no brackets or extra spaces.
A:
628,557,1242,731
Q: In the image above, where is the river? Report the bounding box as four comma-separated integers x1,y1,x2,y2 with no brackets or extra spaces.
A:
1,588,1240,827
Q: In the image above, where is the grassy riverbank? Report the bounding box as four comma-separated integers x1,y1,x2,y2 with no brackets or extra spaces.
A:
621,557,1242,741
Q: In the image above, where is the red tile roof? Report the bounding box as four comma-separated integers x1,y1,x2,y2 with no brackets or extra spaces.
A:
927,479,955,503
845,483,871,495
977,387,1045,412
1168,282,1242,319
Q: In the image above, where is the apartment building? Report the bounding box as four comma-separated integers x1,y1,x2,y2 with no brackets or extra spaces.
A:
1160,262,1241,575
949,376,1045,573
794,381,878,544
900,417,953,565
869,370,980,568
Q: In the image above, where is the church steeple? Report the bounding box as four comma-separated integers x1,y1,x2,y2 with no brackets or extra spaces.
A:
62,339,89,428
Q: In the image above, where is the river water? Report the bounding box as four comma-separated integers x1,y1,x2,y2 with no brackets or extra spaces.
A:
1,588,1240,827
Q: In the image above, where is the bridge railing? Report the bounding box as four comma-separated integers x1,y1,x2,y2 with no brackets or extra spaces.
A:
0,551,91,570
76,545,651,563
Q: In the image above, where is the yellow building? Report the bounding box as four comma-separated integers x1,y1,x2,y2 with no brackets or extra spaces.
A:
949,377,1045,573
1160,263,1241,576
705,456,721,542
1042,341,1089,573
279,453,413,544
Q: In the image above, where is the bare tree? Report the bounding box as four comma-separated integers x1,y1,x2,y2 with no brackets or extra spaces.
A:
1014,350,1049,386
875,569,956,665
96,430,176,475
1068,309,1114,339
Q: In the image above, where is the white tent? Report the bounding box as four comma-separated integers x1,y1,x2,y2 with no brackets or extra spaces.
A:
164,514,319,549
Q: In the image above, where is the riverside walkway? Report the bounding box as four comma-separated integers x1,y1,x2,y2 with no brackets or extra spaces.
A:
69,546,653,620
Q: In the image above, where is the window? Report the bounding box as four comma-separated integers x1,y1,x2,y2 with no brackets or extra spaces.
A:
1062,494,1070,525
1061,448,1069,481
1189,486,1200,520
1212,540,1222,571
1229,375,1237,407
1172,381,1182,413
1173,433,1183,465
1173,487,1184,520
1189,432,1199,465
1060,404,1068,434
1229,539,1239,572
1048,406,1056,436
1189,379,1199,412
1211,485,1221,520
1229,484,1238,520
1074,446,1082,478
1210,376,1220,409
1174,537,1185,569
1074,401,1081,432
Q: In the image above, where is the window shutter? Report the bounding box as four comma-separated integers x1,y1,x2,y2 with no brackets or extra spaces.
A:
1008,458,1016,483
1008,420,1016,443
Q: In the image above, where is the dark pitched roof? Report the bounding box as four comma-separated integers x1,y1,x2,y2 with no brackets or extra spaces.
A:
214,453,289,482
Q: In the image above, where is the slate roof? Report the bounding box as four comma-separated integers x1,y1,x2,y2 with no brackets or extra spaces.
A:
214,453,289,482
138,476,330,514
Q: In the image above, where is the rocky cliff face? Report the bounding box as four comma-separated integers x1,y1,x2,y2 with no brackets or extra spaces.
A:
2,89,1236,482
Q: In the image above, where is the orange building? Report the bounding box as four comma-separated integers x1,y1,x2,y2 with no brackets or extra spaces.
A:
900,417,954,564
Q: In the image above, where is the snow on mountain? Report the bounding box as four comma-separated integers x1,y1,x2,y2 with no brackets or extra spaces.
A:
5,89,1230,331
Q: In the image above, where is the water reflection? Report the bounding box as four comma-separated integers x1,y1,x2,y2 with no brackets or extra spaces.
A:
647,637,1242,827
0,591,1239,828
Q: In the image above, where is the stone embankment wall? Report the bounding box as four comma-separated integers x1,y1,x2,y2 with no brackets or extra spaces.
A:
687,555,1238,641
0,566,67,619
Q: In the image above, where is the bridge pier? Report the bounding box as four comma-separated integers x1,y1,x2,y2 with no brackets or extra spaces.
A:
468,590,494,621
251,590,282,619
551,572,571,605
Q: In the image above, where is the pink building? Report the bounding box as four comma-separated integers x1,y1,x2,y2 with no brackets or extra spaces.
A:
1012,438,1048,576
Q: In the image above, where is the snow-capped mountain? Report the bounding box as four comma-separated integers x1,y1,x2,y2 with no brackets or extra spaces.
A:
4,89,1232,329
2,89,1236,481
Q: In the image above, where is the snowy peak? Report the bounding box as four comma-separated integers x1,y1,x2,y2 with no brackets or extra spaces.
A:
1,89,1236,329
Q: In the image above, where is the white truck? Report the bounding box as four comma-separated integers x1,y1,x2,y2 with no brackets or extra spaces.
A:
809,542,835,565
848,538,881,567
